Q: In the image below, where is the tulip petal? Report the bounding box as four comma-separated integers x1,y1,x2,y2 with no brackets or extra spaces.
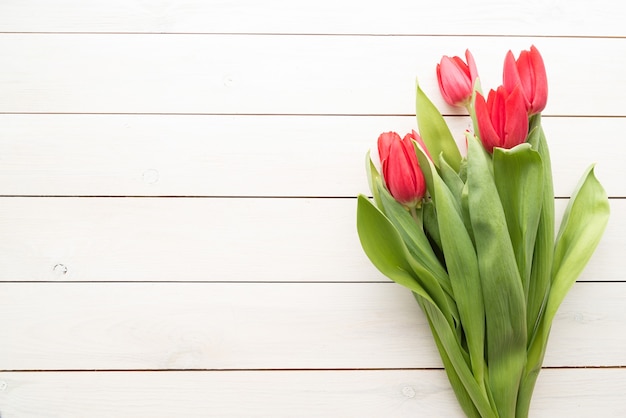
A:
490,87,507,143
377,131,400,164
465,49,479,82
515,51,535,108
439,57,472,105
384,140,416,205
410,130,432,161
474,92,500,153
503,86,529,149
529,45,548,113
502,50,521,96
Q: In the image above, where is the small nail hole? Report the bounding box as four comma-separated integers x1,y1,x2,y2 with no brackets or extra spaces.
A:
143,169,160,184
53,264,68,275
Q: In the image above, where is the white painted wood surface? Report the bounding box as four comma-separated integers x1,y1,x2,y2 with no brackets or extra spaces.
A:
1,282,624,370
0,0,622,37
1,1,624,416
0,115,623,198
1,369,625,418
0,35,625,116
0,198,622,282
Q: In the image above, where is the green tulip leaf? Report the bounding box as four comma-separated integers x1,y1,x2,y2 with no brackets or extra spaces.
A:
418,146,487,392
356,195,419,288
374,180,459,324
357,194,493,418
415,82,462,172
546,165,610,324
414,294,495,418
517,115,556,418
365,151,384,210
375,179,450,293
467,135,527,418
440,153,465,205
422,200,443,256
525,115,555,342
493,143,544,298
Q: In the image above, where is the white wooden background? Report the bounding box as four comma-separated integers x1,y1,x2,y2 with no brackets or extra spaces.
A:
0,1,625,417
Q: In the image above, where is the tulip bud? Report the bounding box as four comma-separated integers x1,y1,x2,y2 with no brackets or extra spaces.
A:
408,129,432,161
377,131,427,208
437,49,479,107
503,45,548,115
475,85,529,153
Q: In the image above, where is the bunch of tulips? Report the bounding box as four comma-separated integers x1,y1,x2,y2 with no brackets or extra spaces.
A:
356,46,609,417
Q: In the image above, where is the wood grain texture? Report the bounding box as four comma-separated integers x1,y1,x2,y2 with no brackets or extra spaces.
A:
1,369,625,418
0,197,620,282
1,35,625,116
0,1,623,415
0,0,623,37
0,282,623,371
0,114,622,198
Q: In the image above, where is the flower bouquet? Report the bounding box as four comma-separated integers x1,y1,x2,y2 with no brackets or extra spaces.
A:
356,46,610,417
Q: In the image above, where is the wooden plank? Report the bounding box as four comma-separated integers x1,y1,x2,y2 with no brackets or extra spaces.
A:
1,35,625,116
0,0,623,37
0,198,620,282
0,114,621,198
0,282,623,370
0,369,624,417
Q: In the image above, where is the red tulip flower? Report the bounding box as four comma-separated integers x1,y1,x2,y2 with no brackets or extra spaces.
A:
503,45,548,115
377,131,427,208
437,49,479,107
475,85,529,153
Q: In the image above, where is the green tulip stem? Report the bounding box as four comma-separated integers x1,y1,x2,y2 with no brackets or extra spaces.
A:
409,205,423,230
467,78,482,139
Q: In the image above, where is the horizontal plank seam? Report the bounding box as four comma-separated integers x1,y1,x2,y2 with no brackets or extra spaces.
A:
1,112,624,119
0,32,625,40
0,280,622,284
0,280,395,284
1,366,624,373
0,195,624,200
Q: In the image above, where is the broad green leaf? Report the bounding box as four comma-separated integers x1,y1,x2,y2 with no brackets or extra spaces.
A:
365,151,384,210
357,194,451,322
525,115,554,346
414,295,496,418
413,142,446,264
415,82,462,171
356,195,419,289
415,141,436,202
374,180,458,326
515,321,549,418
357,195,494,417
414,294,484,418
375,179,451,295
440,153,465,204
493,143,544,299
422,200,443,258
467,77,483,137
461,181,475,245
467,136,527,418
546,165,610,324
517,116,555,418
419,146,487,393
441,148,475,244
